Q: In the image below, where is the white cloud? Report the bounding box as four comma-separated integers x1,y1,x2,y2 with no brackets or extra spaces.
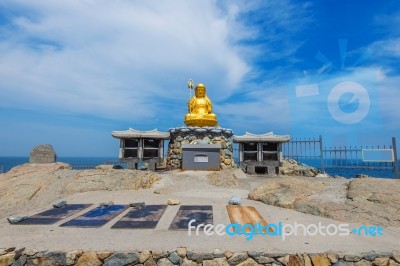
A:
363,12,400,66
216,84,291,134
367,38,400,58
0,0,316,128
0,0,250,120
374,10,400,36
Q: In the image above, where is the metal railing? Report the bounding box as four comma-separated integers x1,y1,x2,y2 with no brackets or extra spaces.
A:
283,136,399,178
283,135,324,171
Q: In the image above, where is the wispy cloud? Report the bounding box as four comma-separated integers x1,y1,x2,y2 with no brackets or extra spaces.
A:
0,0,251,120
216,85,291,134
367,38,400,59
0,0,315,125
358,11,400,71
230,0,313,65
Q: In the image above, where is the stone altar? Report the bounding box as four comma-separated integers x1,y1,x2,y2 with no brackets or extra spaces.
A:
166,126,234,170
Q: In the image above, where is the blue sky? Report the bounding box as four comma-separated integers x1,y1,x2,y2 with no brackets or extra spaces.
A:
0,0,399,156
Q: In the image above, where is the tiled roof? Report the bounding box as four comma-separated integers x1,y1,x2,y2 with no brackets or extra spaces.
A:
233,132,291,143
112,128,170,139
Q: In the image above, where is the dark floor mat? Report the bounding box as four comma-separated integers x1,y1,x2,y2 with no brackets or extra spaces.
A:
111,205,168,229
59,205,128,228
15,204,93,225
169,205,213,230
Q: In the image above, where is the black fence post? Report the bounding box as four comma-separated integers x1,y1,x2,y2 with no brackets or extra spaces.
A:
319,135,324,172
393,137,399,179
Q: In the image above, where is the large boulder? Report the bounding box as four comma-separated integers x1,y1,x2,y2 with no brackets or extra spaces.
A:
29,144,56,164
279,158,319,177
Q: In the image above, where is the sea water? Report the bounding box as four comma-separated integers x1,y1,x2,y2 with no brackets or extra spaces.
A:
0,156,398,179
0,157,119,172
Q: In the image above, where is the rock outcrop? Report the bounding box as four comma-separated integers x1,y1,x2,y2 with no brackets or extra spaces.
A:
279,158,319,177
248,176,400,227
0,163,161,220
65,169,160,193
207,169,241,188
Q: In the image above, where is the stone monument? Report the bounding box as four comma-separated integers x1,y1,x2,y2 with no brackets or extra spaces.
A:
29,144,57,164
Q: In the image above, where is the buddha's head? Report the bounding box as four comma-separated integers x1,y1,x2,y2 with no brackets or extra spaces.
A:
195,84,206,98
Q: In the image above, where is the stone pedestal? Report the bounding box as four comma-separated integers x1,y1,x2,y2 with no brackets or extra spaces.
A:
166,127,234,170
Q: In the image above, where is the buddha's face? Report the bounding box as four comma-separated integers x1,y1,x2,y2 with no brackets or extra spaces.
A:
195,86,206,98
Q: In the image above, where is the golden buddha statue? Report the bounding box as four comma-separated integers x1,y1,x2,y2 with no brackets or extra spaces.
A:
184,83,218,127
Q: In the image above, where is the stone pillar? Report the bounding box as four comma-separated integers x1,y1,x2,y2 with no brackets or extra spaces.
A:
159,140,164,160
29,144,56,164
257,143,263,162
277,143,284,164
138,139,143,160
239,143,243,164
119,140,124,159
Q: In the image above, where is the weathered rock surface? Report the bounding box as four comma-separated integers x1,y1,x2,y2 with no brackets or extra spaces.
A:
52,199,67,208
95,165,115,170
158,257,174,266
104,252,139,266
167,199,181,205
248,176,400,227
7,215,28,224
65,169,160,194
177,248,187,258
168,252,181,264
0,252,15,265
140,250,152,263
29,144,57,164
76,250,102,266
207,169,241,188
310,254,331,266
0,163,161,220
227,252,248,265
279,158,319,177
248,177,328,209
